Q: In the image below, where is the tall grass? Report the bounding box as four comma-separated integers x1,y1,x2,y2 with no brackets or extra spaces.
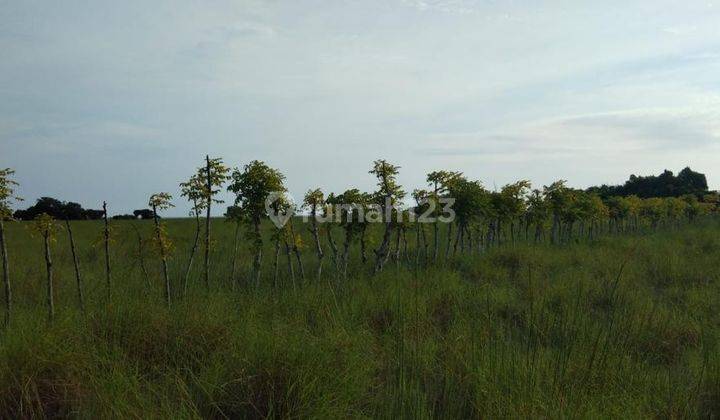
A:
0,219,719,417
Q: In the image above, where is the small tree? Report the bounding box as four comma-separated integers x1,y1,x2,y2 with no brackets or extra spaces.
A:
64,218,84,312
412,189,431,264
33,214,59,322
0,168,21,327
149,193,174,306
228,160,286,287
525,189,548,244
225,205,245,289
198,156,231,289
102,201,111,296
180,173,207,294
370,160,405,274
426,170,462,261
336,189,369,278
303,188,325,280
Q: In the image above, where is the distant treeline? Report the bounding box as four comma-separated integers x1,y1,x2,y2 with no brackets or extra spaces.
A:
12,197,155,221
587,167,709,199
10,167,714,221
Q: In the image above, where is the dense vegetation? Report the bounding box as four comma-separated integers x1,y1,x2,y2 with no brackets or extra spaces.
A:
0,218,719,417
1,161,720,417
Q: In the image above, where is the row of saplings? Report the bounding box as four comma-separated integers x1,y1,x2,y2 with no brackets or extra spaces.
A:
0,161,717,325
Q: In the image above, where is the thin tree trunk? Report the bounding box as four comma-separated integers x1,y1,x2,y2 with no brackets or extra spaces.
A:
444,222,453,259
153,206,171,308
289,221,305,283
393,228,401,267
284,235,295,289
183,209,201,295
273,233,281,288
43,231,54,322
252,218,262,288
402,229,410,264
103,201,111,297
65,219,84,312
133,225,151,289
373,222,394,274
360,226,368,264
1,219,10,327
342,229,352,279
325,224,340,272
229,221,241,289
204,155,212,289
309,207,324,280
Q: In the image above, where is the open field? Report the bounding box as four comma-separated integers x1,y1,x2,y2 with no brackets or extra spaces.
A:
1,218,720,417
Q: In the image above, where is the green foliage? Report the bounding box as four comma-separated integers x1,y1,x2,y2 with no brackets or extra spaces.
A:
179,174,207,216
197,157,231,205
370,159,405,207
1,219,720,417
148,193,174,213
0,168,21,219
30,213,60,240
228,160,287,223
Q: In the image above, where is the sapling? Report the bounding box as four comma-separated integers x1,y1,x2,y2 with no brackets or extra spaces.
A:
0,168,21,327
64,219,84,311
180,174,206,294
323,193,341,273
228,160,286,288
33,214,58,322
131,224,151,288
283,227,296,288
149,193,174,307
102,201,111,296
370,160,405,274
288,218,305,284
198,156,231,289
303,188,325,280
225,205,244,289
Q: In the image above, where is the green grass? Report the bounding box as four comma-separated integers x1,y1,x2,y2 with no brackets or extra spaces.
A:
1,218,720,417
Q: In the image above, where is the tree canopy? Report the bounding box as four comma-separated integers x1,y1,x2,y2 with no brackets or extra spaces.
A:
588,167,708,199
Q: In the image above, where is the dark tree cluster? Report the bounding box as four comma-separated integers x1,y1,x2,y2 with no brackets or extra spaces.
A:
588,167,709,199
112,209,155,220
13,197,104,221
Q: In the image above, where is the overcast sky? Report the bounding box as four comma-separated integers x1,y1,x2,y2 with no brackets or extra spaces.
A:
2,0,720,216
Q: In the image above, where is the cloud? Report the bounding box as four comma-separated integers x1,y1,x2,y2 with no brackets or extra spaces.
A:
418,108,720,159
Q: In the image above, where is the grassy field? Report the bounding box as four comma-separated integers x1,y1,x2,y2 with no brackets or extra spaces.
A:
1,218,720,418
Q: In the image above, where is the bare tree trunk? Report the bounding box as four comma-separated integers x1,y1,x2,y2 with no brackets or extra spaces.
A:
393,228,401,267
273,233,281,288
43,231,54,322
133,225,151,289
466,225,473,253
229,221,241,290
325,224,339,272
510,221,515,245
289,221,305,283
308,207,324,280
284,235,295,289
402,229,410,264
153,206,171,308
183,209,201,295
373,221,394,274
444,222,453,259
65,219,84,312
342,229,352,279
103,201,111,297
433,219,439,263
1,219,11,328
252,218,263,288
360,225,368,264
415,224,421,266
204,155,212,289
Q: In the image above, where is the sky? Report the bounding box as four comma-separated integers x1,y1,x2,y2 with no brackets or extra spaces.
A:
2,0,720,216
